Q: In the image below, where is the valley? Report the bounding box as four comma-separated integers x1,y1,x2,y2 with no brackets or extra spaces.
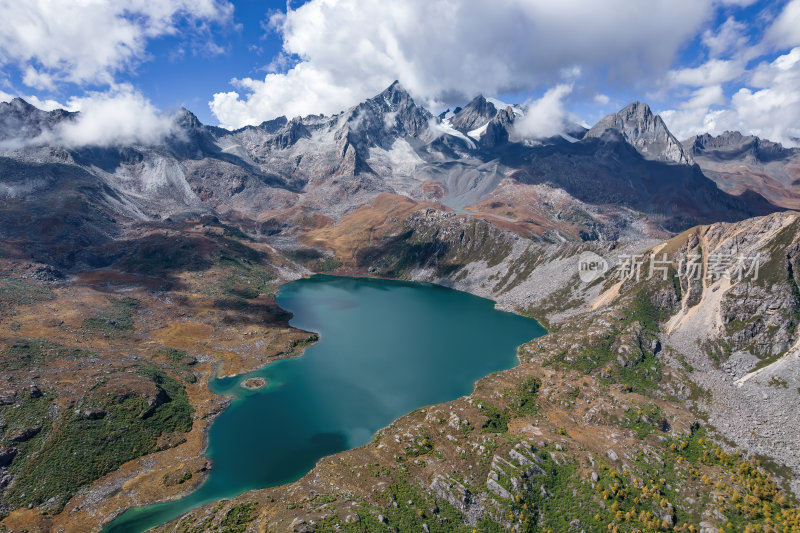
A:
1,83,799,533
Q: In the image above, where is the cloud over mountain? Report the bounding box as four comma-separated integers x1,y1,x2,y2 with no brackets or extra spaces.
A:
210,0,721,129
0,86,180,150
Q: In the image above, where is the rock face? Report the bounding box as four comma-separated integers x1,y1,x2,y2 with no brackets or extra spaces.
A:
479,107,515,149
586,102,692,165
0,447,17,468
0,84,784,271
10,426,41,442
450,95,497,132
663,212,800,494
0,98,76,143
685,131,793,161
683,131,800,209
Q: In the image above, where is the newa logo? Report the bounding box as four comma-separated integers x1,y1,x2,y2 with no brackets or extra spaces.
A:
578,251,608,283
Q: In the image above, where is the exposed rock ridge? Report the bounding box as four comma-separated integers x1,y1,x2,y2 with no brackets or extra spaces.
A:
585,101,693,165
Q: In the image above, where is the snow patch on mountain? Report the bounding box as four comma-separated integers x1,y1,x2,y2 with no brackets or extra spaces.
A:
468,122,489,140
486,97,523,116
430,118,476,149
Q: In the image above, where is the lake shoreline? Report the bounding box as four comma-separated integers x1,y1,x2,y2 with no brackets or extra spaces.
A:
99,274,544,533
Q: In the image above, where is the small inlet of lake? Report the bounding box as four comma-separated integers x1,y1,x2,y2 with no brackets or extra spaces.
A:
103,275,545,532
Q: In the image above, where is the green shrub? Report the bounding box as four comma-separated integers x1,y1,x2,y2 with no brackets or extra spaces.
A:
82,297,140,334
0,277,55,309
478,401,509,433
1,339,95,370
2,366,193,513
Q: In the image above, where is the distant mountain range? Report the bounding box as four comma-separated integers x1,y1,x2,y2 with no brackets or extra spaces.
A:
0,81,794,269
2,82,800,533
683,130,800,209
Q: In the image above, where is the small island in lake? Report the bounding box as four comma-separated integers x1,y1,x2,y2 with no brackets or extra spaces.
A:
241,377,267,390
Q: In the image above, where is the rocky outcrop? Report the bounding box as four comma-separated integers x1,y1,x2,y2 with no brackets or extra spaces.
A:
10,425,41,442
585,102,692,165
684,131,794,162
450,95,497,132
0,98,76,143
0,388,16,405
0,447,17,468
682,131,800,209
430,474,485,525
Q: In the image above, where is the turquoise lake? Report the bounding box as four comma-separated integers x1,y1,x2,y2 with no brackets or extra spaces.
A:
103,275,545,532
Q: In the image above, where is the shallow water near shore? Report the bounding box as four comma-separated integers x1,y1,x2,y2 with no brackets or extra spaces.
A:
103,275,545,532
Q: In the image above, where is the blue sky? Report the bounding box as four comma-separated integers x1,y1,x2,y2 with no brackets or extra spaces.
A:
1,0,799,144
0,0,294,124
122,0,292,123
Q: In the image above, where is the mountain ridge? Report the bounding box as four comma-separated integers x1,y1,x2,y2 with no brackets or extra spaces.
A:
1,84,800,533
585,101,692,165
0,83,789,270
682,130,800,209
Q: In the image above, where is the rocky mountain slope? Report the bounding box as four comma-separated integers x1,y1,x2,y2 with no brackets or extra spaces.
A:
684,131,800,209
586,102,692,165
148,210,800,533
3,194,799,532
0,84,784,272
1,83,799,532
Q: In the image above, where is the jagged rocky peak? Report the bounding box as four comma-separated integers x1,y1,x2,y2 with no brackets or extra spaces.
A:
683,130,794,162
265,116,311,150
257,116,289,134
338,81,433,150
175,107,203,130
450,95,497,132
377,80,413,108
0,97,76,143
369,80,432,137
585,101,692,165
479,106,515,149
2,97,37,114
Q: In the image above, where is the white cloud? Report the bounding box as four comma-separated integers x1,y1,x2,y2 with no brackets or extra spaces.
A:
0,0,233,88
210,0,719,129
681,85,726,109
726,48,800,143
0,1,231,148
661,48,800,144
22,66,56,91
702,16,749,58
0,91,68,111
764,0,800,49
658,0,800,145
22,95,68,112
1,86,180,149
666,59,744,87
660,107,724,140
59,87,180,148
593,93,610,105
513,84,573,139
